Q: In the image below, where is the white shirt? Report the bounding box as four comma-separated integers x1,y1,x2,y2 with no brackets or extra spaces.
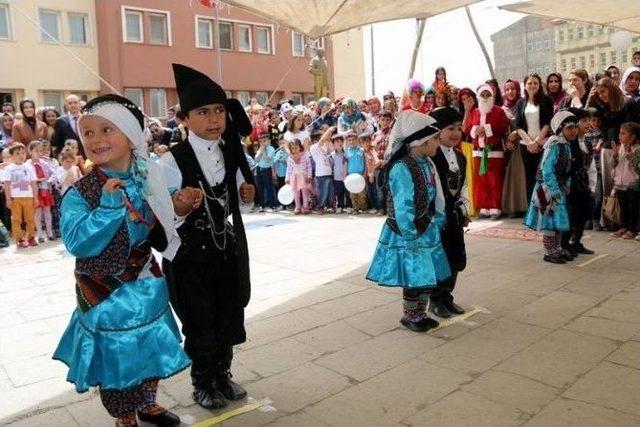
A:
3,163,37,198
524,102,541,140
283,129,309,144
160,132,244,192
439,146,469,208
309,142,333,177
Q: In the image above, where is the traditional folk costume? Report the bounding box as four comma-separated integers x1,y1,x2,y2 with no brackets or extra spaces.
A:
465,84,510,219
561,108,595,257
366,111,450,332
523,111,575,264
53,95,188,427
160,64,254,410
428,107,469,319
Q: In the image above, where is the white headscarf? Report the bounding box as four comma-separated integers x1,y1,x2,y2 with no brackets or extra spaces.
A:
619,66,640,98
78,103,181,261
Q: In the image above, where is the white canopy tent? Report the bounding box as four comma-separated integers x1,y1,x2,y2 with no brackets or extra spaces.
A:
500,0,640,34
220,0,482,38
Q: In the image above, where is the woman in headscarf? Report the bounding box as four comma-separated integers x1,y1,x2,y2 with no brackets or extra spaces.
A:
11,98,48,145
546,72,569,113
53,94,192,427
502,78,528,216
619,66,640,101
337,98,373,135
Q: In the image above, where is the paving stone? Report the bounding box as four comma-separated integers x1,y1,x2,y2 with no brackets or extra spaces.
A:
5,407,79,427
462,370,559,414
495,329,618,388
65,393,117,426
0,378,81,421
266,411,329,427
306,360,470,426
4,354,69,387
235,338,323,378
403,391,526,427
471,288,540,316
583,298,640,324
421,319,549,375
563,315,640,342
315,329,443,382
244,308,327,348
522,397,640,427
292,320,371,354
245,363,351,413
607,341,640,369
309,288,399,322
506,291,598,329
563,362,640,415
561,271,636,300
342,302,402,336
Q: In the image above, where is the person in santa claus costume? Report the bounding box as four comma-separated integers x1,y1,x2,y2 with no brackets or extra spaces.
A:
464,84,510,219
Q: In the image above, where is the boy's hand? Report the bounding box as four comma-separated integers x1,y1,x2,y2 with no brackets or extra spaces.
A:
103,179,124,193
33,199,40,208
172,187,203,216
6,198,11,210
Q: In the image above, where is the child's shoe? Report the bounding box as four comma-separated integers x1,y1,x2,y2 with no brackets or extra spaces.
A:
400,314,439,332
611,228,628,238
294,208,301,215
302,209,311,215
622,231,637,240
17,240,29,249
28,237,39,247
368,209,378,215
38,236,45,243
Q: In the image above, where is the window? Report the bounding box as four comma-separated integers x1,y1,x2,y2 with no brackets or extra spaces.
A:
292,31,305,56
611,51,617,64
600,52,607,67
558,30,564,42
535,40,542,50
196,18,212,48
579,56,586,68
570,57,576,69
255,91,268,106
124,10,142,42
150,89,167,118
577,26,583,39
561,58,567,72
527,41,533,51
290,93,303,106
236,91,250,107
236,24,251,52
149,13,168,45
599,26,605,35
123,88,143,110
587,25,593,37
568,28,574,40
622,51,628,63
590,54,595,69
42,91,63,112
305,94,316,104
544,39,551,50
39,9,60,42
0,3,11,39
218,21,232,49
68,13,89,45
256,27,272,54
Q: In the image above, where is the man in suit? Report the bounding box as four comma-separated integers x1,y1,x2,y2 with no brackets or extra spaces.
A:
53,94,83,156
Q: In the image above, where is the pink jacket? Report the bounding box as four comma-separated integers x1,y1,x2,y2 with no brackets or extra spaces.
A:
285,152,312,180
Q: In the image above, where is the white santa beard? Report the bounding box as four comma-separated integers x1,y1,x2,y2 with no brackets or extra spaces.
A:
478,99,494,115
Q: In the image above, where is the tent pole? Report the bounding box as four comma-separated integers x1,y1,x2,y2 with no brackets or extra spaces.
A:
370,25,375,95
408,18,426,80
215,5,223,83
465,6,496,80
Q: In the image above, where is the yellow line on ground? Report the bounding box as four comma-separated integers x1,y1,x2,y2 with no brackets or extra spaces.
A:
428,307,483,334
191,400,265,427
576,253,609,268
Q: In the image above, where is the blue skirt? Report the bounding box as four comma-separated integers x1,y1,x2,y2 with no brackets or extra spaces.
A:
523,184,570,232
53,276,190,392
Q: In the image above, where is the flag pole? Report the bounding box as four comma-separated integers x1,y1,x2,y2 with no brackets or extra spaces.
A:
214,3,223,83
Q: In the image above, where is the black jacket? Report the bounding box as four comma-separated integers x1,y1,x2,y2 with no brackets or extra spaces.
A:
53,115,81,153
514,96,554,135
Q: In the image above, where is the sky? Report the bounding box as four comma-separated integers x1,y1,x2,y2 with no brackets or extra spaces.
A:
361,0,527,97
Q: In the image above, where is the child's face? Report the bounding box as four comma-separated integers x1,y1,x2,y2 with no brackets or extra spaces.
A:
29,145,42,160
379,116,391,130
42,142,51,156
362,138,372,150
589,117,601,131
79,116,133,169
562,125,579,141
346,136,358,147
60,158,74,169
439,124,463,147
577,118,589,136
12,149,26,164
419,137,440,157
619,128,636,146
334,139,344,150
278,139,286,148
66,143,79,155
259,137,269,147
290,144,301,155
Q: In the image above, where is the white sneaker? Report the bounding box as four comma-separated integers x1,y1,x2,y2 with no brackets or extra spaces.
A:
368,209,378,215
345,208,352,214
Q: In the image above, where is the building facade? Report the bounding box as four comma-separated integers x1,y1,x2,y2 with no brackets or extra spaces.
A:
0,0,101,112
331,28,366,101
94,0,334,118
491,16,556,84
554,22,640,75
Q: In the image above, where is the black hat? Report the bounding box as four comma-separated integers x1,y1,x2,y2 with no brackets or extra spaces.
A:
82,94,144,129
428,106,462,129
567,107,591,120
172,63,227,114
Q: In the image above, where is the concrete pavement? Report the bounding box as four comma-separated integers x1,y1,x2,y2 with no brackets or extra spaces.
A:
1,213,639,426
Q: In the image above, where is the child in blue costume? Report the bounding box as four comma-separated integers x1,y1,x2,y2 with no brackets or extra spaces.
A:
523,110,577,264
53,95,196,427
366,110,451,332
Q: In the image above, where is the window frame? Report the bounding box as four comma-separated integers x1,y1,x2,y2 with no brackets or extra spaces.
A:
195,17,213,49
123,88,144,111
255,91,268,105
67,12,91,46
236,23,252,52
235,91,251,107
38,8,61,44
148,12,169,45
149,88,167,118
0,2,12,40
256,26,272,54
558,30,564,42
290,93,303,106
292,31,305,57
217,21,233,50
42,91,63,112
122,9,143,43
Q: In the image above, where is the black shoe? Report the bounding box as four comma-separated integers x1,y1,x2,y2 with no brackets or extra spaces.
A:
136,409,180,426
571,243,595,255
543,254,566,264
594,223,603,232
430,301,452,318
584,221,593,230
560,249,575,261
444,300,465,315
215,372,247,401
400,316,439,332
192,385,227,409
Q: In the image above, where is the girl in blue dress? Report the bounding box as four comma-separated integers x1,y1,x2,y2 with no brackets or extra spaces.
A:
523,110,577,264
53,95,199,427
366,110,451,332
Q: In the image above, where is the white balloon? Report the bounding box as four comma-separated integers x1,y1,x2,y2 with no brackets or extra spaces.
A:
277,184,294,205
344,173,366,194
610,31,632,51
